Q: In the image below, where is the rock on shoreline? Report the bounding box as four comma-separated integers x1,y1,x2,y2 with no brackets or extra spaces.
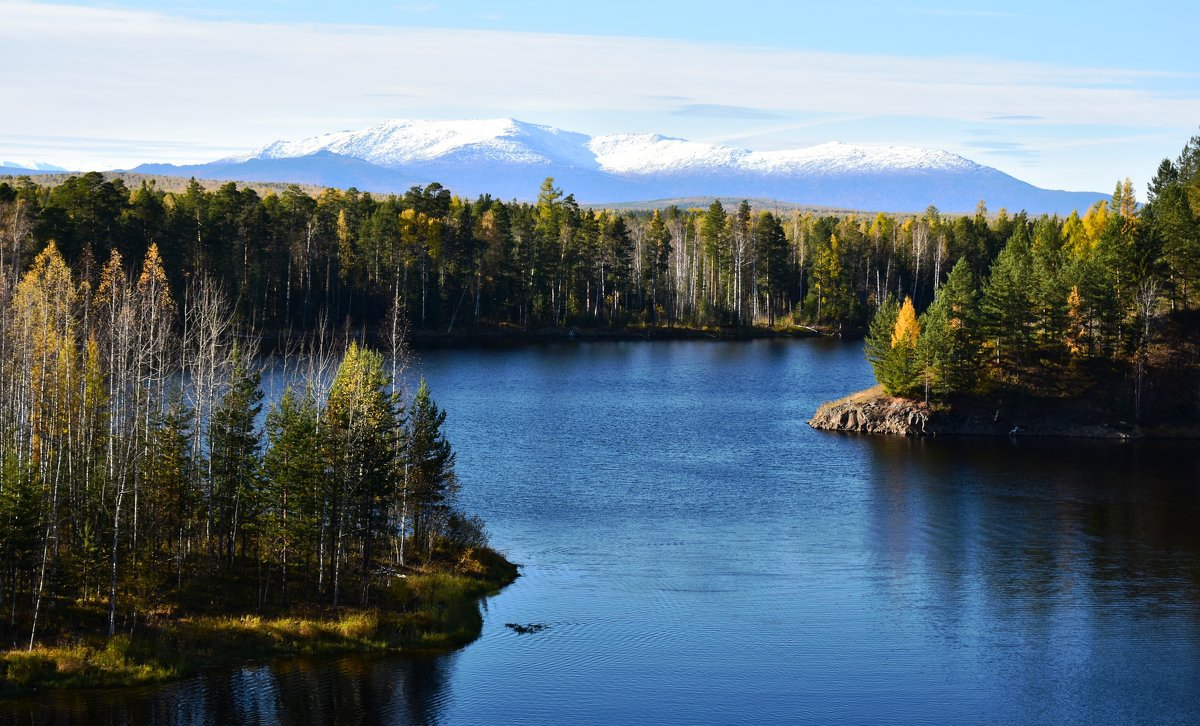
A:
807,386,1175,438
808,387,934,436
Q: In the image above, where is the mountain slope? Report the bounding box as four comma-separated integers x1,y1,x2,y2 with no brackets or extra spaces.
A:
132,118,1106,213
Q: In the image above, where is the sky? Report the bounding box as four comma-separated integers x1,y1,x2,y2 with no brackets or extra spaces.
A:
1,0,1198,196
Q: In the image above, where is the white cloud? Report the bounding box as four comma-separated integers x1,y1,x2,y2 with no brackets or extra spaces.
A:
1,0,1195,190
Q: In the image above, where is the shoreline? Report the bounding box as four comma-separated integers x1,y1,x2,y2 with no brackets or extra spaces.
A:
808,386,1200,439
0,548,518,696
403,324,845,348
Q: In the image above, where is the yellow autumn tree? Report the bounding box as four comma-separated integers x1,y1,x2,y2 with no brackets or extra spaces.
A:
864,296,923,397
13,242,79,465
891,296,920,349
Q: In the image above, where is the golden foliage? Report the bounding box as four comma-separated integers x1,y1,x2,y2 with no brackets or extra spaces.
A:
891,296,920,349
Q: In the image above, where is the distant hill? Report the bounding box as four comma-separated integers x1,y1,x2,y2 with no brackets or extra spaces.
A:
130,118,1107,214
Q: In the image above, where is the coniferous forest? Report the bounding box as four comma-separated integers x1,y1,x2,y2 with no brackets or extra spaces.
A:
861,134,1200,425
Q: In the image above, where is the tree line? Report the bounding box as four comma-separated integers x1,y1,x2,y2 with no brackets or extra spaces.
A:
865,133,1200,423
0,238,478,650
3,172,1159,337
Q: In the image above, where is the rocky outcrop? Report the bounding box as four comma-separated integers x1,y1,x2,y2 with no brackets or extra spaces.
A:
807,386,1176,438
808,388,933,436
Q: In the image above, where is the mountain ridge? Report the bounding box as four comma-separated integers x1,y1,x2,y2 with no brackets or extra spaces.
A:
133,118,1106,214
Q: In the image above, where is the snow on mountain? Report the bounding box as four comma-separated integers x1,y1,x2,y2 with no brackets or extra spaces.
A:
588,133,741,174
586,135,976,176
231,118,597,169
136,118,1106,213
744,142,978,175
229,120,980,178
1,160,68,172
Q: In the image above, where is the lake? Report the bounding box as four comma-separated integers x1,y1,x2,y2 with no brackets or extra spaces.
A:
7,340,1200,724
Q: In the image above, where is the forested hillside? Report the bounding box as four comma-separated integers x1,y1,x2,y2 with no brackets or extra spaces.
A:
862,134,1200,426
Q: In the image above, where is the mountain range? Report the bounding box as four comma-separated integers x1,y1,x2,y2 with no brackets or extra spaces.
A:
1,161,69,174
130,118,1103,213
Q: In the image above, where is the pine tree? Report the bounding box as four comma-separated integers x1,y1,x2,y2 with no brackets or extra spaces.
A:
811,234,846,325
643,210,672,322
981,228,1034,379
143,391,192,587
754,212,791,326
406,378,456,559
864,296,900,385
865,296,921,396
918,259,980,396
324,342,399,604
262,386,323,601
208,346,263,564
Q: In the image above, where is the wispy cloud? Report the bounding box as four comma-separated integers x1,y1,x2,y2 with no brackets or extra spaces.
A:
0,0,1196,189
671,104,783,120
703,115,876,146
963,140,1042,158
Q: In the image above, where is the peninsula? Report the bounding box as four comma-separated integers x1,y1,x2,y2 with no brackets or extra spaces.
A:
810,134,1200,439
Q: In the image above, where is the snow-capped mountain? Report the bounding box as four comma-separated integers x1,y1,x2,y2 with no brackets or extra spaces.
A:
134,118,1105,213
587,134,974,176
232,118,597,169
0,160,69,174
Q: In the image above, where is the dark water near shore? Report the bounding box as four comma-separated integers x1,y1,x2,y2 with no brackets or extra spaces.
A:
7,340,1200,724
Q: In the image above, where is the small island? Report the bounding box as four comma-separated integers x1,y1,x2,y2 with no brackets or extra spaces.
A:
813,136,1200,438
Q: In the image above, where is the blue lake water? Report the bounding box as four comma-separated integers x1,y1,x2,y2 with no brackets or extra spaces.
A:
9,340,1200,724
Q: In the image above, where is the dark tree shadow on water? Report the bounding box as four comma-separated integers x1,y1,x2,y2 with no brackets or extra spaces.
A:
0,652,455,726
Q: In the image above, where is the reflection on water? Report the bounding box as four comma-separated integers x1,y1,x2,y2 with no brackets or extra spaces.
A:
5,341,1199,724
5,653,454,724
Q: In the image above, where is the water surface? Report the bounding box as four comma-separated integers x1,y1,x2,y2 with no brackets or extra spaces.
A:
8,340,1200,724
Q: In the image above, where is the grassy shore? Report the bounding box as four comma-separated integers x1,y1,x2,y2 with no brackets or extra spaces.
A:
0,547,517,695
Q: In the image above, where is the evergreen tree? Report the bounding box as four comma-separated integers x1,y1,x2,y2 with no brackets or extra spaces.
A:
981,228,1034,379
208,347,263,564
754,212,791,326
262,386,323,601
324,343,399,604
811,234,847,325
864,296,899,384
643,210,672,321
865,296,922,396
918,259,980,396
406,378,456,559
143,391,192,587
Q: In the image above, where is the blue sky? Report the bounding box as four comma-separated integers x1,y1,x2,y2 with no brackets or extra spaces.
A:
2,0,1197,195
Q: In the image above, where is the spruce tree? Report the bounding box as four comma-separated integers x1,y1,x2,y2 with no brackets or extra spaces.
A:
262,386,323,601
918,259,980,397
208,347,263,564
864,296,900,388
981,228,1034,380
406,378,456,559
865,296,921,397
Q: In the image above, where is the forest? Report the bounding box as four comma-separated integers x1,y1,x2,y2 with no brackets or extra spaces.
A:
3,148,1196,344
862,134,1200,426
0,170,1134,338
0,228,493,672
